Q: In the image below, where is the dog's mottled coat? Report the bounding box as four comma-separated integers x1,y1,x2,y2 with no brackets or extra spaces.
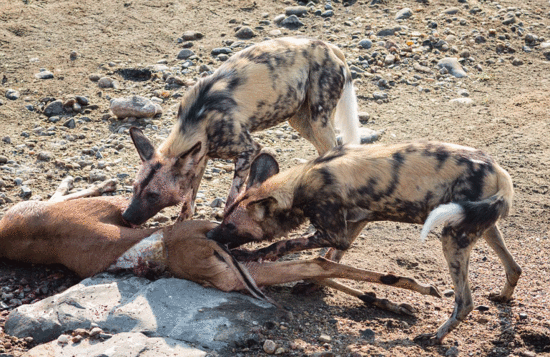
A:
208,141,521,345
122,37,360,226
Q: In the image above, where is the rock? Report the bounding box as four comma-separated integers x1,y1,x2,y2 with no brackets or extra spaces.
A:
43,100,64,117
337,128,382,145
321,10,334,17
263,340,278,354
385,54,396,65
285,6,308,17
37,152,53,161
443,289,455,297
519,312,528,320
413,63,432,74
210,198,225,208
438,57,467,78
377,27,401,37
395,8,412,20
318,334,332,343
20,186,32,199
512,58,524,66
177,49,195,60
235,26,255,39
110,96,162,119
444,7,460,15
0,156,7,164
34,71,54,80
358,112,369,123
358,39,373,49
27,332,206,357
5,89,20,100
373,91,388,100
89,170,107,182
268,29,282,37
182,31,203,41
476,305,490,311
360,328,375,342
458,89,470,97
63,118,76,129
502,15,515,25
211,47,232,56
57,334,70,345
446,346,459,357
273,14,285,25
97,77,120,89
280,15,304,29
450,97,473,105
5,273,274,350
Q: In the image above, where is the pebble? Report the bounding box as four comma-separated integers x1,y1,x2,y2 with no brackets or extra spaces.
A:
89,74,101,82
217,54,230,61
413,63,432,74
285,6,308,17
37,151,53,161
280,15,304,29
444,7,460,15
57,334,70,345
443,289,455,297
89,170,107,183
110,95,162,119
438,57,467,78
273,14,285,25
476,305,490,311
43,100,64,117
318,334,332,343
211,47,232,56
89,327,103,337
512,58,524,66
321,10,334,18
177,49,195,60
64,118,76,129
97,77,120,89
181,31,203,41
385,54,396,65
450,97,473,105
360,328,375,342
373,91,388,100
445,346,459,357
0,156,7,164
358,112,369,123
235,26,255,39
395,8,412,20
458,89,470,97
263,339,278,354
34,71,54,80
519,312,528,320
20,186,32,198
5,89,20,100
358,39,373,49
377,26,402,37
210,198,225,208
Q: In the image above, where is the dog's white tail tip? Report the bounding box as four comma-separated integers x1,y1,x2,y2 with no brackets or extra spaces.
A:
420,203,464,242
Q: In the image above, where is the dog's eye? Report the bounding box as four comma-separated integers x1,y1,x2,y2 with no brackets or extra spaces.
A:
146,192,160,202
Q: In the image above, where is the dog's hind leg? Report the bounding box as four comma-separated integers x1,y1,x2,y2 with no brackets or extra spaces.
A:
483,225,522,302
288,106,337,156
415,230,476,345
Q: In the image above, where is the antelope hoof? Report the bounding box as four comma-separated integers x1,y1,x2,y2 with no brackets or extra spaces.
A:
398,303,417,316
413,332,441,346
488,292,509,303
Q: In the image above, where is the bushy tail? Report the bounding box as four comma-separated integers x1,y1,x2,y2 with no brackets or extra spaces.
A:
420,165,513,241
334,70,360,145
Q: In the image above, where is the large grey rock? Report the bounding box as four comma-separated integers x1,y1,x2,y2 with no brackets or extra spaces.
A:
280,15,304,29
395,8,412,20
5,273,274,352
25,332,206,357
110,95,162,118
43,100,64,117
438,57,468,78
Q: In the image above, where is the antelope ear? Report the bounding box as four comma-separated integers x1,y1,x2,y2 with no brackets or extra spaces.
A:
246,153,279,189
129,127,155,162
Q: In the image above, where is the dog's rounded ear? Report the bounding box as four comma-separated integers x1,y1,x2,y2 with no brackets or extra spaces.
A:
129,127,155,162
246,196,278,218
176,141,203,169
246,153,279,189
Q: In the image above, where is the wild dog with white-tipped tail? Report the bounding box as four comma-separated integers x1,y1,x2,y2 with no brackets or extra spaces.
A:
122,37,360,226
208,141,522,345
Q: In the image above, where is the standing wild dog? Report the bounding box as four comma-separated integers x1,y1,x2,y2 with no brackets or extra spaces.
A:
207,141,522,345
122,37,360,226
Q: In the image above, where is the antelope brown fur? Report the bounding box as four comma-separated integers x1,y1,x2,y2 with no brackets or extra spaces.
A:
122,37,360,226
0,178,441,316
207,141,522,345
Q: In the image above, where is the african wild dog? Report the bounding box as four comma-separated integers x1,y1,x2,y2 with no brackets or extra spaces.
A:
0,178,441,315
122,37,360,226
207,141,522,345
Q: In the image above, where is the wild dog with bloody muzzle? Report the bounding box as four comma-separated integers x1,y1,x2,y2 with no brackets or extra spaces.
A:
207,141,522,345
122,37,360,226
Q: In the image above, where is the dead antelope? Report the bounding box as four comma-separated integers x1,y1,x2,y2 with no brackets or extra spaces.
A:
207,141,522,345
122,37,360,226
0,177,441,316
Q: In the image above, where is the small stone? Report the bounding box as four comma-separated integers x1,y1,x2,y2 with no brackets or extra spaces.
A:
89,327,103,337
373,91,388,100
20,186,32,198
210,198,225,208
280,15,304,29
321,10,334,17
512,58,523,66
377,26,401,37
268,29,282,37
263,339,278,354
502,15,516,26
98,77,115,88
0,155,7,164
450,97,473,105
211,47,232,56
444,7,460,15
443,289,455,297
75,96,89,106
235,26,255,39
318,334,332,343
438,57,467,78
57,335,70,345
199,64,212,73
385,54,396,65
34,71,54,80
358,39,373,50
476,305,490,311
37,151,53,161
358,112,369,123
360,328,375,341
182,31,203,41
63,118,76,129
273,14,285,24
89,170,107,182
177,49,195,60
445,346,459,357
110,95,163,119
458,89,470,97
519,312,528,320
5,89,20,100
395,8,412,20
285,6,308,17
43,100,64,117
70,51,78,60
89,74,101,82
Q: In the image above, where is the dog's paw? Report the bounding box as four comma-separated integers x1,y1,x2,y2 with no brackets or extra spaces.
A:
397,302,417,316
488,292,510,303
413,332,441,346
